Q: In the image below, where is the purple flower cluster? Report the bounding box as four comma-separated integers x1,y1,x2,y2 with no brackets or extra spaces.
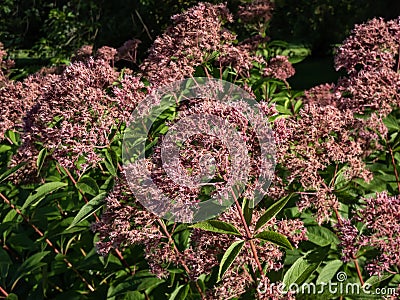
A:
140,2,233,85
275,102,375,223
237,0,273,24
335,17,400,116
271,17,400,223
2,47,148,178
94,177,307,292
263,55,295,81
336,192,400,276
19,49,143,172
0,42,14,80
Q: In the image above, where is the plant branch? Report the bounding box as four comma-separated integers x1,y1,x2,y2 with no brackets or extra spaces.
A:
157,219,206,299
0,192,95,292
231,190,264,277
0,285,8,297
388,144,400,194
352,255,365,286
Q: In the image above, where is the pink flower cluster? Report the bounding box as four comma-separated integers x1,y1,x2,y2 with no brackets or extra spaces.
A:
271,17,400,223
336,192,400,276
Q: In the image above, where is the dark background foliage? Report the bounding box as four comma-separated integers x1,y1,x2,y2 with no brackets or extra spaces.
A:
2,0,400,87
3,0,400,59
1,1,400,299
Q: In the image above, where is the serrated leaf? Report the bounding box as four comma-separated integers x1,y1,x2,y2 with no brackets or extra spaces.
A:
67,192,106,229
136,277,163,291
169,284,190,300
22,182,67,210
218,240,245,281
255,194,293,231
36,148,47,176
306,226,339,247
255,231,293,250
364,273,394,288
76,176,100,196
191,220,241,235
283,247,327,290
316,260,343,285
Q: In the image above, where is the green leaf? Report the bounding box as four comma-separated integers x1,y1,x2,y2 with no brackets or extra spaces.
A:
0,163,26,183
169,284,190,300
173,224,190,251
242,197,253,226
282,247,328,290
255,231,293,250
293,100,303,114
306,226,339,248
67,192,106,229
36,148,47,176
255,194,293,231
5,294,18,300
0,145,12,153
107,282,137,297
76,176,100,196
123,291,144,300
218,240,245,281
383,114,400,131
104,148,117,176
191,220,241,235
364,273,394,288
316,260,343,285
5,130,19,145
104,160,117,176
22,182,67,210
0,248,11,279
136,277,164,291
11,251,50,285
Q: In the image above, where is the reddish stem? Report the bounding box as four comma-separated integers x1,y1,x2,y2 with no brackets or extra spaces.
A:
352,256,365,286
0,192,95,292
60,166,100,222
0,285,8,297
64,164,134,275
231,191,264,277
388,144,400,194
157,220,206,299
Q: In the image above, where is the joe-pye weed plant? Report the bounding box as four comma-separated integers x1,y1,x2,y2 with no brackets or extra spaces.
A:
0,1,399,299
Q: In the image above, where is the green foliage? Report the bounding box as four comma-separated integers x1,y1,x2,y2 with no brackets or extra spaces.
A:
1,2,400,299
255,194,293,231
217,240,245,281
254,231,293,250
190,220,241,235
